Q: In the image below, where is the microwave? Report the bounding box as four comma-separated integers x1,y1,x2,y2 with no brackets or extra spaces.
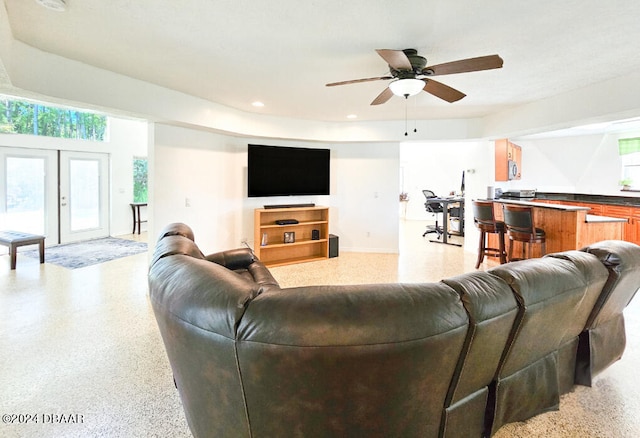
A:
508,160,518,180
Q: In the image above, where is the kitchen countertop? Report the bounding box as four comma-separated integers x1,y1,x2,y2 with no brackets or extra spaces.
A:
585,214,627,223
535,192,640,207
493,198,590,211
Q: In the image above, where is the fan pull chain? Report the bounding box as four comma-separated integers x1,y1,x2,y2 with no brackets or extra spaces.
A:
404,97,408,136
414,96,417,133
403,96,418,136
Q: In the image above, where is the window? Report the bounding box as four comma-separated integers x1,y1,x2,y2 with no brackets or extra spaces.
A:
0,96,107,141
621,161,640,190
619,137,640,190
133,157,148,202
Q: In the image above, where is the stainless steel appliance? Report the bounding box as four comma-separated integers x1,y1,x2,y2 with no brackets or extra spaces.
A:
497,189,536,200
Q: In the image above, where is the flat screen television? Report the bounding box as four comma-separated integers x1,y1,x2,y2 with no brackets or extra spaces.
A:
248,144,330,197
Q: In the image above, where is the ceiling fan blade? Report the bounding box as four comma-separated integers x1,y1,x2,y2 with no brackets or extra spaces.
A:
326,76,393,87
422,79,466,103
422,54,503,76
376,49,412,71
370,87,394,105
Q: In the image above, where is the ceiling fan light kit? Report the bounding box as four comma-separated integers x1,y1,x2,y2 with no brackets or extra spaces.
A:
389,78,425,98
326,48,503,105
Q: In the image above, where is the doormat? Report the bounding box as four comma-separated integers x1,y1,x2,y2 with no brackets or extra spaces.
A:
22,237,148,269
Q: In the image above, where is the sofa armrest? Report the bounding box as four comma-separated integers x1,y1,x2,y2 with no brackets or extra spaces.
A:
205,248,281,290
205,248,256,270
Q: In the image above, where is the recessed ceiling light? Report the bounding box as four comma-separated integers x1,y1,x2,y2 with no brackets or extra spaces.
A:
251,101,265,107
347,114,357,119
35,0,67,12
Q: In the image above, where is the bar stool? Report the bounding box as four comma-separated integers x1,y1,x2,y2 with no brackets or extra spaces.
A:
472,200,507,268
502,204,546,261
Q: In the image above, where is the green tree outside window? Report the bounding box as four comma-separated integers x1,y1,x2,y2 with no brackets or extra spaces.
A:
133,158,148,203
0,97,107,141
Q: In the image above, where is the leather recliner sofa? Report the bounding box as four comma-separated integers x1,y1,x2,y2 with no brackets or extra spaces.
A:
148,222,640,438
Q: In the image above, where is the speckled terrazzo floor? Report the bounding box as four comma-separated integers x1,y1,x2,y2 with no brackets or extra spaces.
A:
1,221,639,437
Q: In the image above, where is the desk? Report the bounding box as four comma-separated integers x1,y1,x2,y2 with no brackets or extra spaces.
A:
130,203,147,234
0,231,45,269
429,197,465,246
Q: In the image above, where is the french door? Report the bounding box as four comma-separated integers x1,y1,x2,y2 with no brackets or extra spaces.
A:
1,147,109,246
59,151,110,243
0,147,58,240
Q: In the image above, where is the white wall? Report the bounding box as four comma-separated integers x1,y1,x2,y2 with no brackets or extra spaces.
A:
498,132,640,199
151,124,400,254
0,116,148,238
151,124,246,253
108,117,150,235
330,143,399,253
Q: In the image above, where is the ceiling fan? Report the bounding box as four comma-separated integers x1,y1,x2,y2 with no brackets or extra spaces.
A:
326,49,503,105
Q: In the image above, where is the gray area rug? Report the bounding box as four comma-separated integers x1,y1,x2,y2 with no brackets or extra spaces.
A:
23,237,148,269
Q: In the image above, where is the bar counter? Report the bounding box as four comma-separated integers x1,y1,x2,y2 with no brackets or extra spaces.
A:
488,199,625,258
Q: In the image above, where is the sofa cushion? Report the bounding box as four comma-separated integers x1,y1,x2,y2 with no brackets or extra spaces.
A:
543,250,608,339
580,240,640,327
542,250,609,393
235,282,468,438
487,256,593,434
575,240,640,385
440,271,519,438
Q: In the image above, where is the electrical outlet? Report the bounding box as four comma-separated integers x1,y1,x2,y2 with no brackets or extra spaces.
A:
185,197,191,207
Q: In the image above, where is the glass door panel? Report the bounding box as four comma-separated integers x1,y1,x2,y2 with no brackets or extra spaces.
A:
0,147,58,245
60,151,109,243
69,159,101,231
5,156,46,234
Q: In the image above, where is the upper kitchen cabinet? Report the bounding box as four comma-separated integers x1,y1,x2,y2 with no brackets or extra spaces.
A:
495,139,522,181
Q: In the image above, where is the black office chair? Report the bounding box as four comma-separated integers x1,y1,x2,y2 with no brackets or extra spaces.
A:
422,190,444,238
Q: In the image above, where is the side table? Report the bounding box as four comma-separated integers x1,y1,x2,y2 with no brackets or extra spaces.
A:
130,203,148,234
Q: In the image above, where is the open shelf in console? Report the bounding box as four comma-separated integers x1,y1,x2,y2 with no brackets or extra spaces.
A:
254,206,329,266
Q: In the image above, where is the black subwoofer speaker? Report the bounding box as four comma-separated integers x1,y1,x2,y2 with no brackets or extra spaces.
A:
329,234,339,258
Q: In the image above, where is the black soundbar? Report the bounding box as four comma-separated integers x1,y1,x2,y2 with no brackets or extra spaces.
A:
264,203,315,209
275,219,299,225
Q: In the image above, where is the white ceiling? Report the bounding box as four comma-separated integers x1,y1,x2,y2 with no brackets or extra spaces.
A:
4,0,640,125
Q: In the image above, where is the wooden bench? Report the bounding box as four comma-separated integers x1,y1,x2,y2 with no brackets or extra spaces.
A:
0,231,45,270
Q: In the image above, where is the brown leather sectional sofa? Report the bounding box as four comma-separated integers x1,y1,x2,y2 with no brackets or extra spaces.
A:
148,222,640,438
